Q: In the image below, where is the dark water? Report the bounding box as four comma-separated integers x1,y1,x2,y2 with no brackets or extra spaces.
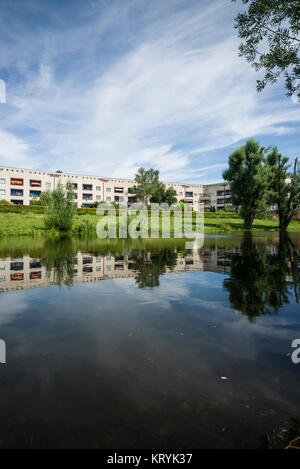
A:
0,233,299,449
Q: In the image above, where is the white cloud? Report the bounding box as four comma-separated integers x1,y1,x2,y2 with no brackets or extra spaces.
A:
0,0,299,181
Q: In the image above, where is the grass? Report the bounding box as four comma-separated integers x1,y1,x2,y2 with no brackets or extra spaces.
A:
0,212,299,237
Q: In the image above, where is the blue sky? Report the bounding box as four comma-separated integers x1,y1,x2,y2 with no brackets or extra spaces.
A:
0,0,299,183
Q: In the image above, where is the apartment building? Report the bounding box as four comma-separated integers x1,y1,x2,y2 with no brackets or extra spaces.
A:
0,165,232,210
0,248,231,294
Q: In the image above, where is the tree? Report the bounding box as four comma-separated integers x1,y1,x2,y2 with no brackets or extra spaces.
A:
133,168,160,204
133,168,178,206
150,181,167,203
223,139,268,228
44,181,76,232
267,148,300,229
223,231,300,322
233,0,300,96
164,187,178,205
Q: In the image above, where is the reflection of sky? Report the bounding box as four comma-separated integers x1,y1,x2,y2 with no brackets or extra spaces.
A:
0,269,299,448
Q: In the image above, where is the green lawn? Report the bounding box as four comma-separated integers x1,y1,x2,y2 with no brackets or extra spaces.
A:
0,212,299,237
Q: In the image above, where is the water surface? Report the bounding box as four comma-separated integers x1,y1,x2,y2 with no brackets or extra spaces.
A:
0,233,299,448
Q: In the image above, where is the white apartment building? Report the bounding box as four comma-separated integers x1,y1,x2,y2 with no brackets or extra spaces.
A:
0,165,232,210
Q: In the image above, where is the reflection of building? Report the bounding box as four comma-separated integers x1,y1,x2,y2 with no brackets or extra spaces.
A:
0,248,231,293
0,165,232,211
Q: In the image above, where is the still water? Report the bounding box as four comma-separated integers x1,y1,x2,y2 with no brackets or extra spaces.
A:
0,233,299,449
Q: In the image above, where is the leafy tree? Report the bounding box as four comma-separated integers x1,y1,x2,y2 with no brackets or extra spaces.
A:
233,0,300,96
131,248,178,288
44,181,76,232
0,199,11,205
223,139,268,228
164,187,178,205
223,231,300,322
150,181,167,203
133,168,160,204
267,148,300,229
133,168,178,206
40,238,77,287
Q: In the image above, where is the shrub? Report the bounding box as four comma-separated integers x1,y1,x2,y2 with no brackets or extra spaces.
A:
44,181,76,232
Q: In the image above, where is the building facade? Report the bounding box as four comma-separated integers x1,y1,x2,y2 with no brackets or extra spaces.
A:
0,165,232,211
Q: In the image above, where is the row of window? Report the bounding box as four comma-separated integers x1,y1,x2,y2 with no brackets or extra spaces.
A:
217,198,231,204
0,178,203,199
217,190,231,196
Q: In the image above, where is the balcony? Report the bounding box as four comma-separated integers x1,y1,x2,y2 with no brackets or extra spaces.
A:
11,189,23,196
11,273,24,281
82,194,93,200
11,178,23,186
30,190,41,198
82,184,93,191
199,193,210,201
30,179,41,187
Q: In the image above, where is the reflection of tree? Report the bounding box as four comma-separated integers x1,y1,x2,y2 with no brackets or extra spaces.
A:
223,232,300,322
131,249,178,288
40,238,77,287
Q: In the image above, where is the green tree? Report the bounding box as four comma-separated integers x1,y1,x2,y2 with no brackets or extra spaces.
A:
133,168,160,204
44,181,76,232
223,231,299,322
267,148,300,229
223,139,268,228
150,181,167,203
164,187,178,205
133,168,178,206
233,0,300,96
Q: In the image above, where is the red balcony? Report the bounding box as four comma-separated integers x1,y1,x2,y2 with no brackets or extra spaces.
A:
11,178,23,186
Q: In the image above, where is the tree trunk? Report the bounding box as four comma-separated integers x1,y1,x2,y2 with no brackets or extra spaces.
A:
244,213,254,229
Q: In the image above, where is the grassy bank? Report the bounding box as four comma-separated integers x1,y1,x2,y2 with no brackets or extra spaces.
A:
0,212,299,237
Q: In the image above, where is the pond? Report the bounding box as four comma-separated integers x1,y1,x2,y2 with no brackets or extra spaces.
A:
0,232,299,449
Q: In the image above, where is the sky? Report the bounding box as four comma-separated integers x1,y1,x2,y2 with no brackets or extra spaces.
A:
0,0,299,184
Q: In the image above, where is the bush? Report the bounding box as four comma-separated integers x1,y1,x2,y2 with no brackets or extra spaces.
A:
44,181,76,232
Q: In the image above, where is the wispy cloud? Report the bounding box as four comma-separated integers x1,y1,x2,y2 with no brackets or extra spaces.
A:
0,0,299,182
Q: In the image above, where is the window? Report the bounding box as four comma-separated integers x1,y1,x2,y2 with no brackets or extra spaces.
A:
96,186,101,191
217,199,224,204
10,262,24,271
225,190,231,195
11,178,23,185
11,199,23,205
185,192,193,198
106,187,111,192
178,192,183,196
30,272,42,280
0,276,6,282
128,187,135,194
114,187,124,193
82,184,93,191
217,191,223,196
106,196,111,201
11,273,24,281
72,183,78,190
96,195,101,201
114,196,124,202
30,179,41,187
30,190,41,197
11,189,23,196
83,193,92,200
0,189,5,195
0,178,5,184
30,261,41,269
225,198,231,204
0,265,5,270
46,182,51,189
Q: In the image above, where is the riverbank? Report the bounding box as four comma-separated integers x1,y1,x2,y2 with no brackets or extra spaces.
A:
0,212,299,237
